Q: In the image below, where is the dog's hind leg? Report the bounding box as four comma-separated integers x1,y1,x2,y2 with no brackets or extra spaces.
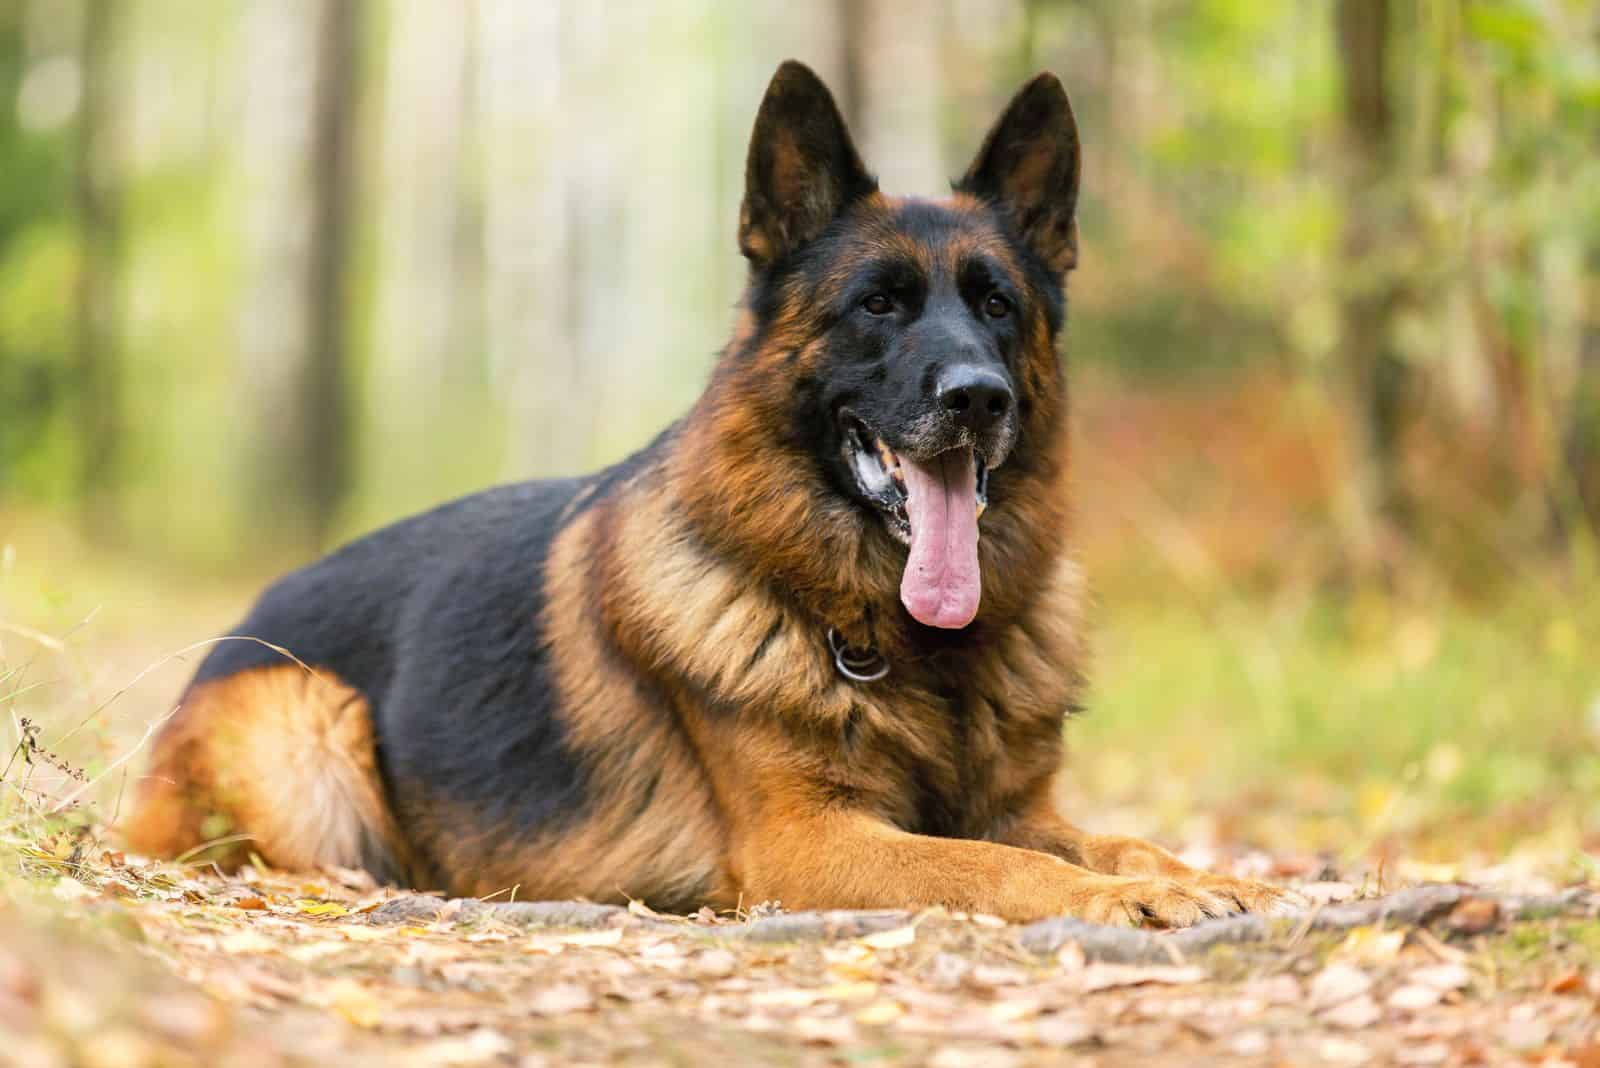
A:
123,664,408,883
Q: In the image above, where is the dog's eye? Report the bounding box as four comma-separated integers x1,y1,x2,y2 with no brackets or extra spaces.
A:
984,294,1011,319
861,293,894,316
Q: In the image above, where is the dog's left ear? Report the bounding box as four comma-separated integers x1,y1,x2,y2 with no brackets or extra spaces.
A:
958,73,1081,273
740,60,877,270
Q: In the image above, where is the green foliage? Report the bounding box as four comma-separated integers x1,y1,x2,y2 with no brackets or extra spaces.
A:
1076,580,1600,857
0,1,1593,567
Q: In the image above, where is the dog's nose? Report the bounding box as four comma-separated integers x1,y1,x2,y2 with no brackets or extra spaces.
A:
937,366,1013,434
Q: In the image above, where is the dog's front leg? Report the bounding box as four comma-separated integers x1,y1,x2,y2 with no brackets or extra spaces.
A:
730,806,1244,927
995,778,1298,916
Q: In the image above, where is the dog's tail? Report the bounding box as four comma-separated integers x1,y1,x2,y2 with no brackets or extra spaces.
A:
124,664,408,883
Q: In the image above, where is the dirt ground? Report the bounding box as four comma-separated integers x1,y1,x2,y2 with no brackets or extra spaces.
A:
3,834,1599,1068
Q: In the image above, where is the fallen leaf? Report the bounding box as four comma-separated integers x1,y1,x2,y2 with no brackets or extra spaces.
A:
695,949,738,979
924,953,971,990
287,941,351,963
295,900,348,918
1500,1016,1551,1050
1568,1043,1600,1068
817,981,878,1001
929,1048,1019,1068
1229,1031,1270,1056
1548,969,1585,995
1033,1013,1096,1047
1077,964,1205,992
231,896,268,911
137,993,225,1044
967,965,1029,989
1387,984,1442,1011
856,1001,905,1026
321,864,379,892
52,877,95,903
824,943,879,981
791,1016,856,1045
1243,974,1302,1004
325,978,383,1028
1335,927,1406,964
1408,964,1471,992
1318,1036,1373,1064
1444,898,1499,934
987,996,1044,1022
556,927,623,948
412,1028,514,1065
859,925,916,950
1055,941,1087,972
1269,854,1321,878
627,898,663,920
1310,963,1374,1010
218,930,277,954
748,988,823,1009
528,983,594,1016
1322,995,1381,1030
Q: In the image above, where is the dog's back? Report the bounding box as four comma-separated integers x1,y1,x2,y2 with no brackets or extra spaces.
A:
128,478,587,884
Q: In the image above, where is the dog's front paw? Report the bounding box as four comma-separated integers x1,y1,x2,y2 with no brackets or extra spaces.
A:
1191,873,1306,917
1070,874,1243,929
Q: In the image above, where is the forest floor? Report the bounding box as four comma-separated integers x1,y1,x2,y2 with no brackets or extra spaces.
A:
3,839,1600,1067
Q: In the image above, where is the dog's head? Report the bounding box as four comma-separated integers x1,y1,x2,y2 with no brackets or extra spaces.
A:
704,61,1080,632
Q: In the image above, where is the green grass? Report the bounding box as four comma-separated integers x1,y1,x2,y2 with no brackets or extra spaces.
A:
1072,579,1600,869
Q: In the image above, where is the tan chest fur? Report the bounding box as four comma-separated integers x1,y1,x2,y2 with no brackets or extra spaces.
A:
521,459,1086,907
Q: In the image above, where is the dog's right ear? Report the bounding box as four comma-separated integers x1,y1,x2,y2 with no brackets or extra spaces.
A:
739,61,877,270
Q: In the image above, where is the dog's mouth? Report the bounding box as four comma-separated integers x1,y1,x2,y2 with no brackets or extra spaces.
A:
844,419,989,630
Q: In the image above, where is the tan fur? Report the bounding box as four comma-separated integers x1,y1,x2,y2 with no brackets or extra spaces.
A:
126,665,406,874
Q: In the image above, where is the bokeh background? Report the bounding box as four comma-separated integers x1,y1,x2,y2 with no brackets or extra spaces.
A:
2,0,1598,879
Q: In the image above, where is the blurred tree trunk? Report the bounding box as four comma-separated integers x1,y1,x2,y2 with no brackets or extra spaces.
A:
1560,27,1600,550
836,0,943,193
74,0,123,539
1568,245,1600,540
370,0,482,513
481,0,582,479
1335,0,1411,573
237,0,361,551
301,0,360,544
835,0,866,133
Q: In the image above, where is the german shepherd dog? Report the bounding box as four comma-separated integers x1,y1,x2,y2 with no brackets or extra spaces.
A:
128,62,1290,927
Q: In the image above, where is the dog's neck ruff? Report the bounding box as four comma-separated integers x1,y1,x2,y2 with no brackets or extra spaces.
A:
826,627,888,683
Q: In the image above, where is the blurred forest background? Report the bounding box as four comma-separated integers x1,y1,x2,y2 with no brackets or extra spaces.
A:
1,0,1598,872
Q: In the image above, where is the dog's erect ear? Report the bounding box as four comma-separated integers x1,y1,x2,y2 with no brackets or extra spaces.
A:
739,61,876,269
958,73,1081,273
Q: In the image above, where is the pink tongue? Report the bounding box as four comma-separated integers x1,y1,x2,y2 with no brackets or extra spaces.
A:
898,449,981,629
